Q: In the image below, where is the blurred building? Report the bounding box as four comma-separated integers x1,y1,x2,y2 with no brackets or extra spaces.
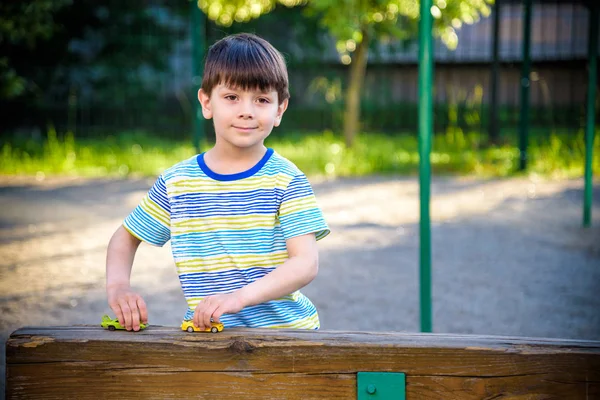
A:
288,1,593,134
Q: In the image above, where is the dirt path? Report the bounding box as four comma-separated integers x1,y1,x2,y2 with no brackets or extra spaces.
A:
1,175,599,395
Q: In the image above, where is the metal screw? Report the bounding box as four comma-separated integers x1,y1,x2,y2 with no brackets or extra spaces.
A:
367,384,377,394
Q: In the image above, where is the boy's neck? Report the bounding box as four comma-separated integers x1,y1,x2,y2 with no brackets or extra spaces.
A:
204,144,268,175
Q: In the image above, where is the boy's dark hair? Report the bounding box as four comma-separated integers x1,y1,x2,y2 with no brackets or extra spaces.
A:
201,33,289,104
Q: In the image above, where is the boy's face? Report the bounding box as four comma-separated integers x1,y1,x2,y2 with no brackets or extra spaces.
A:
198,84,288,152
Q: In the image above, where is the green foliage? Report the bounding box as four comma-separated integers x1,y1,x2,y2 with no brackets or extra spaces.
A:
0,1,70,46
1,0,185,132
197,0,494,60
274,130,599,179
0,0,71,98
2,128,597,180
197,0,495,146
204,4,329,64
0,130,196,178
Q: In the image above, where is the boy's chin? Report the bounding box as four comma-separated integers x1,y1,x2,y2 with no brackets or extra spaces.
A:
225,135,271,149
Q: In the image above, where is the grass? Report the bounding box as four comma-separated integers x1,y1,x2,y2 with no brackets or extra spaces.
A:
1,129,195,179
1,127,598,180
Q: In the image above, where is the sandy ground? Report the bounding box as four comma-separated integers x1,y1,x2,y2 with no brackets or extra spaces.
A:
1,175,600,396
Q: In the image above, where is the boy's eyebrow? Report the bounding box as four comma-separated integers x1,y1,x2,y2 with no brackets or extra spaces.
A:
218,85,276,96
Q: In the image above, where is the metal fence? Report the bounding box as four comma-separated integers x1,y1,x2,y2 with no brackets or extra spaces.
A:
32,1,595,140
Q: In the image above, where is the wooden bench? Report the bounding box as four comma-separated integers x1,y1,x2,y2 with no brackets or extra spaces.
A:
6,326,600,399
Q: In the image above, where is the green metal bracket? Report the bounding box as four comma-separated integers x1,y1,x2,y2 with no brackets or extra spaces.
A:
357,372,406,399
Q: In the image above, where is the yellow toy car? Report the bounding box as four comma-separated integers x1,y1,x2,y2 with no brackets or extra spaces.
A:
181,319,224,333
101,314,147,331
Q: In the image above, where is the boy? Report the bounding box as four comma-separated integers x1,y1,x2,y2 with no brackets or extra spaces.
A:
106,33,330,332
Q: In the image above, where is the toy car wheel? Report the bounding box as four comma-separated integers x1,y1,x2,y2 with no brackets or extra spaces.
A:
187,326,194,333
211,327,218,333
108,326,116,331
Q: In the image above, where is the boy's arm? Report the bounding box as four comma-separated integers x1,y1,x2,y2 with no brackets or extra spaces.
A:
238,233,319,305
106,225,148,331
193,233,319,330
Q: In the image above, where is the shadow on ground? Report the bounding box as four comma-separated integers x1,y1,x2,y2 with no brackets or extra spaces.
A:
1,176,599,397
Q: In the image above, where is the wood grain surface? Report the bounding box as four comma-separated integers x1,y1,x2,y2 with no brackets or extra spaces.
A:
6,326,600,399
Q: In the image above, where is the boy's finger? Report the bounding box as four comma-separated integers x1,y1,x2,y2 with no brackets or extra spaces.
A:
212,306,222,323
203,304,216,328
201,304,213,329
128,299,140,330
193,304,203,328
137,297,148,324
196,298,211,329
110,304,124,326
120,302,132,330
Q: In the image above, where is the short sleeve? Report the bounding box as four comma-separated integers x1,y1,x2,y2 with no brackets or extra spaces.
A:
279,174,330,241
123,175,171,247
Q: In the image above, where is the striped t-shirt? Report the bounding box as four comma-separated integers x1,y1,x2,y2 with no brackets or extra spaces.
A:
123,148,330,329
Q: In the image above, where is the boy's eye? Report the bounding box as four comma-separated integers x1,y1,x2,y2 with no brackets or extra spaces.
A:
224,95,237,101
257,98,271,104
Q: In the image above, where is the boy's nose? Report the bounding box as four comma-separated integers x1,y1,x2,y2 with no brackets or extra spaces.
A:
238,101,254,119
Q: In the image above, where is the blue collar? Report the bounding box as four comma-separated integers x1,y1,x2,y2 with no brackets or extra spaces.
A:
196,148,274,181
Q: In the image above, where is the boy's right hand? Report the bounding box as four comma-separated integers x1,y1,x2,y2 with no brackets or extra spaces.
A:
107,283,148,331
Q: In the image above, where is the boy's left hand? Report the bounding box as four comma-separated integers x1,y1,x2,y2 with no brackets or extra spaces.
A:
193,292,245,330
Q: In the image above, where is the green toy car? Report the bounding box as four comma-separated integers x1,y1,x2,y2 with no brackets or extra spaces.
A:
101,314,148,331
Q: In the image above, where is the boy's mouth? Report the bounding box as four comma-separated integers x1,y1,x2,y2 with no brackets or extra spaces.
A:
233,126,258,131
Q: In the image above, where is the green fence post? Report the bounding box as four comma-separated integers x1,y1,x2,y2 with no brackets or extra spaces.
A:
418,0,433,333
518,0,532,171
489,0,501,144
191,1,205,154
584,5,598,227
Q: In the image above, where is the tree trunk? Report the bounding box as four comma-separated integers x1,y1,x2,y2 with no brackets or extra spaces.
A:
343,29,369,148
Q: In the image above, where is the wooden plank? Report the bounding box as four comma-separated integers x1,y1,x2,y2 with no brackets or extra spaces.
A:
8,369,357,400
7,326,600,399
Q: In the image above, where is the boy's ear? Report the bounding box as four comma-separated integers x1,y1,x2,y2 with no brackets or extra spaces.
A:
273,98,289,127
198,89,212,119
